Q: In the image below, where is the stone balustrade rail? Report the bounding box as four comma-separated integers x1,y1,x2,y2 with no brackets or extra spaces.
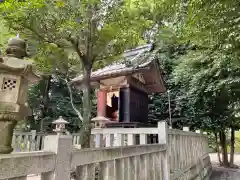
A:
5,121,212,180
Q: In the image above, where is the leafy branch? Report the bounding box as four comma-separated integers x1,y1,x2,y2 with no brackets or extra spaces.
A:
58,76,83,122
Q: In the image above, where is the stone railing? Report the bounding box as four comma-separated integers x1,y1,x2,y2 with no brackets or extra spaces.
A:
71,144,168,180
87,121,167,147
0,144,167,180
9,121,212,180
168,128,211,180
0,151,56,179
2,122,169,180
12,131,46,152
12,122,165,151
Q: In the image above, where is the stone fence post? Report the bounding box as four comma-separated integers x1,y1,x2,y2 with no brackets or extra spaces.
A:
30,130,36,151
42,134,73,180
158,121,170,180
195,130,201,134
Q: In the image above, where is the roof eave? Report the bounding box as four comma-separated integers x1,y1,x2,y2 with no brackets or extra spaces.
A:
71,66,151,86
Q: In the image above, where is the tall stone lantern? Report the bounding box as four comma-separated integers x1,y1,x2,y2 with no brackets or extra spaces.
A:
0,38,40,154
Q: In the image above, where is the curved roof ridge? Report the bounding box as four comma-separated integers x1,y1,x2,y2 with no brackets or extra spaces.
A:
71,44,154,84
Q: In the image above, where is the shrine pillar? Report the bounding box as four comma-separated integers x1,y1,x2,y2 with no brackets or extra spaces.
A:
97,89,107,117
92,89,109,129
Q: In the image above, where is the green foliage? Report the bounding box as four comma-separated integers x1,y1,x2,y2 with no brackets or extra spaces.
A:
152,0,240,167
148,38,195,128
173,50,240,131
1,0,154,139
146,0,240,133
2,0,239,140
0,19,14,51
183,1,240,51
27,74,97,133
28,77,82,132
1,0,151,63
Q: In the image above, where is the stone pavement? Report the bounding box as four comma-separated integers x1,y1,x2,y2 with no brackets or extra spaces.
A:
210,153,240,180
211,167,240,180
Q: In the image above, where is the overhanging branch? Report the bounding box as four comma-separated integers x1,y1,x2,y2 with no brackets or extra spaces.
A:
59,77,83,122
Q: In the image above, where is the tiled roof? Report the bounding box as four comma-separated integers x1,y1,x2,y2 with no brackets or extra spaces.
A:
72,44,155,83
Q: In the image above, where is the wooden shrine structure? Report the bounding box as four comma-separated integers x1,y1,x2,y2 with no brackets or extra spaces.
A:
72,44,166,128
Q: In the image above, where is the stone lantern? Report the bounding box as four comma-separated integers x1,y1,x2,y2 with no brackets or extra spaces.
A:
91,116,110,129
52,116,69,134
0,38,40,154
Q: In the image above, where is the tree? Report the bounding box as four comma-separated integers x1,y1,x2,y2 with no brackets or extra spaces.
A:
183,0,240,52
173,49,240,167
26,41,85,132
148,41,193,127
28,75,85,133
1,0,152,147
146,0,240,167
27,57,98,133
170,0,240,167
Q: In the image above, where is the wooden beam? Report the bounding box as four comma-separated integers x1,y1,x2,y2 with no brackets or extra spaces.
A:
99,84,129,92
127,77,149,94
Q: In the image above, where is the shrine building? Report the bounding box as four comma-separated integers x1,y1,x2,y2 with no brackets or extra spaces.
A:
71,44,166,128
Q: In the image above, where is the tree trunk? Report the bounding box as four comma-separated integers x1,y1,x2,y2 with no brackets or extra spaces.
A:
214,132,222,165
79,67,92,148
40,75,51,132
219,131,229,167
230,126,235,167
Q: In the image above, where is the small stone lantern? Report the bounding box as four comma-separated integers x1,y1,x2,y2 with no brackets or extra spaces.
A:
0,38,40,154
91,116,110,128
52,116,69,134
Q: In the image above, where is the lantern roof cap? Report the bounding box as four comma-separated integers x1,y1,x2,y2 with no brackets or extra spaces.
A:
52,116,69,124
0,38,41,84
6,37,27,59
91,116,110,122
